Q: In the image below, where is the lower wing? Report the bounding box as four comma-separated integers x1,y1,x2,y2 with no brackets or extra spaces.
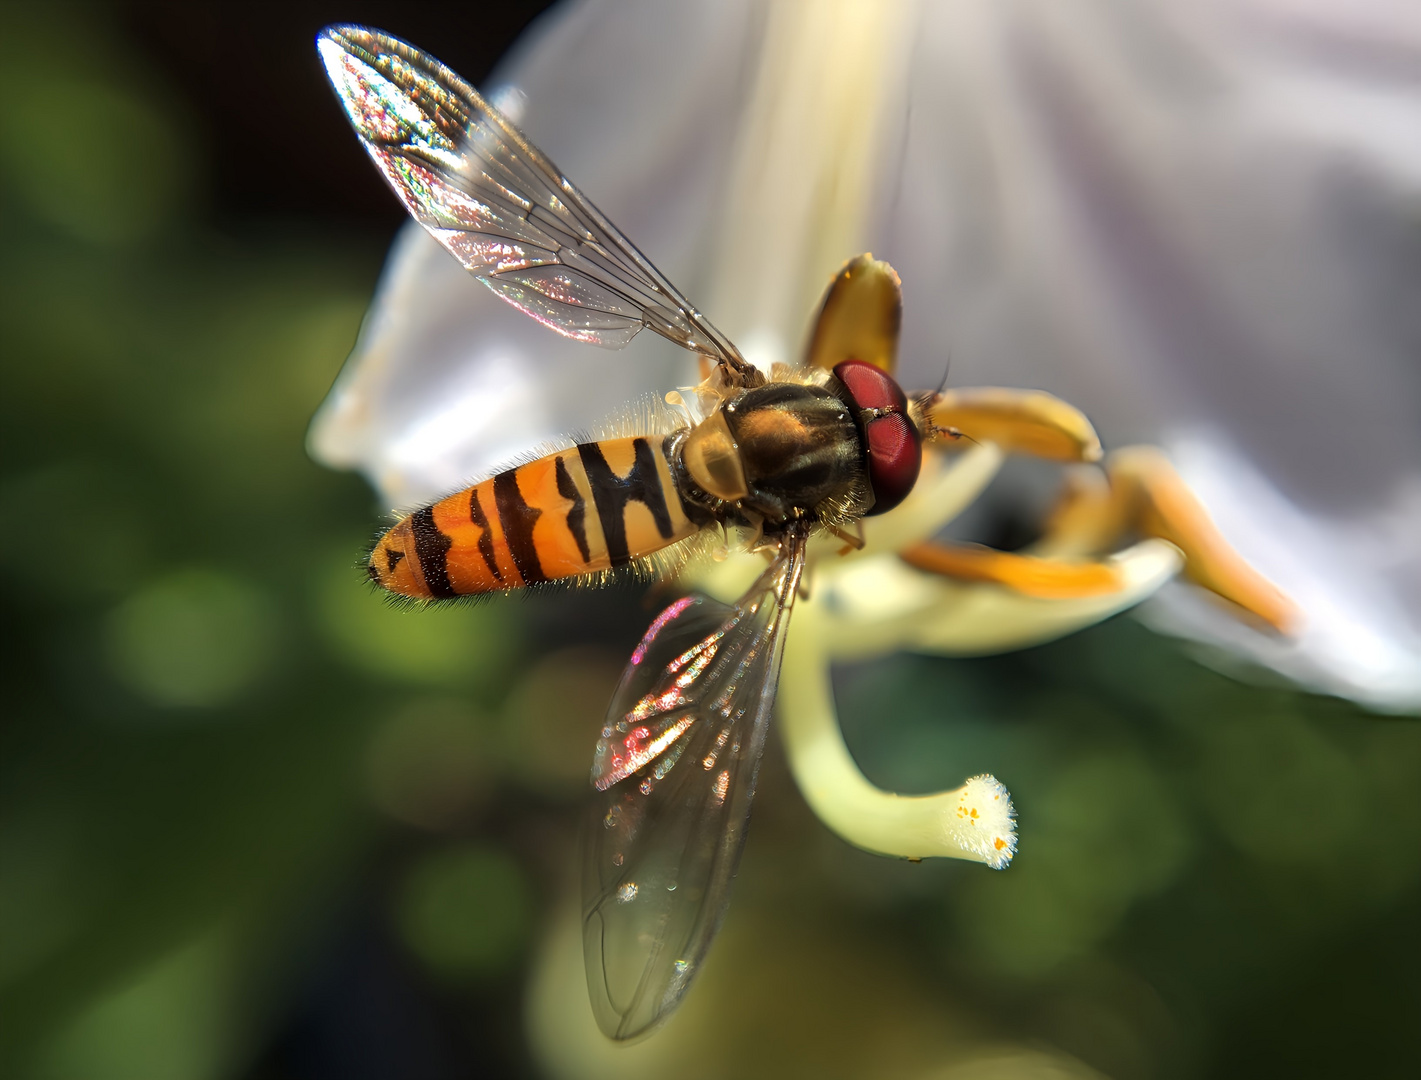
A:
582,524,810,1039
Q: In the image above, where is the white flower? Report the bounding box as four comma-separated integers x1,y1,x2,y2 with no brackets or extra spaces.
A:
311,0,1421,865
312,0,1421,713
317,236,1298,869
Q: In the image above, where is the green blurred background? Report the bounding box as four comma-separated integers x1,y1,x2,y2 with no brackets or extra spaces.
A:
1,4,1417,1078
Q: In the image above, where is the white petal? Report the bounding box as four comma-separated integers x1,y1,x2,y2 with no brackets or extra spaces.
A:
1140,434,1421,712
314,0,1421,705
880,2,1421,706
307,0,766,506
306,227,699,510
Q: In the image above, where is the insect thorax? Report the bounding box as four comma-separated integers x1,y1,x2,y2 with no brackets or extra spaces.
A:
675,380,871,529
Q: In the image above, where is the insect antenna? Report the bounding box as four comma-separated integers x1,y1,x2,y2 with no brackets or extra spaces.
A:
933,349,954,397
913,347,979,447
926,422,978,447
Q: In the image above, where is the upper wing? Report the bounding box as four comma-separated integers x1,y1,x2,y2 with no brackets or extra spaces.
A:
317,25,755,384
582,527,810,1040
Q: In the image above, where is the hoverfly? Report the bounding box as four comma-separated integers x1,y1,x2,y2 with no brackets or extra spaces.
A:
318,25,950,1039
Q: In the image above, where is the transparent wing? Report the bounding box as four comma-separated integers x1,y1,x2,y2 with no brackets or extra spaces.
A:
317,25,754,382
582,527,809,1040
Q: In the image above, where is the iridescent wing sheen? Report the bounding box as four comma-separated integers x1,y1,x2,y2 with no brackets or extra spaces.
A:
583,527,810,1040
317,25,754,382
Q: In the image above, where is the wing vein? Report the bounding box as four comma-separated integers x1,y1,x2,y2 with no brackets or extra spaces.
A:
319,24,755,379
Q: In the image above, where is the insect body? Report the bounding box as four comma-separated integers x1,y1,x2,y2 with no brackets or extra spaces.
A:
319,25,937,1040
369,368,921,600
369,435,697,598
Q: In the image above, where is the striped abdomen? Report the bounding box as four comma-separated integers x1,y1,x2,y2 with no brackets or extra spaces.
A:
368,435,698,600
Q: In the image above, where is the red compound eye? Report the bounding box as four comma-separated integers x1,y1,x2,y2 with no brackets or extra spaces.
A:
833,358,907,414
832,359,923,516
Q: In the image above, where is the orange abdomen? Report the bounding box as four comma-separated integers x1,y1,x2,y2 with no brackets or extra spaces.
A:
369,435,697,599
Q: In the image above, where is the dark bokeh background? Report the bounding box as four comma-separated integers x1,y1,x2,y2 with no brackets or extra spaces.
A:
1,4,1418,1079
